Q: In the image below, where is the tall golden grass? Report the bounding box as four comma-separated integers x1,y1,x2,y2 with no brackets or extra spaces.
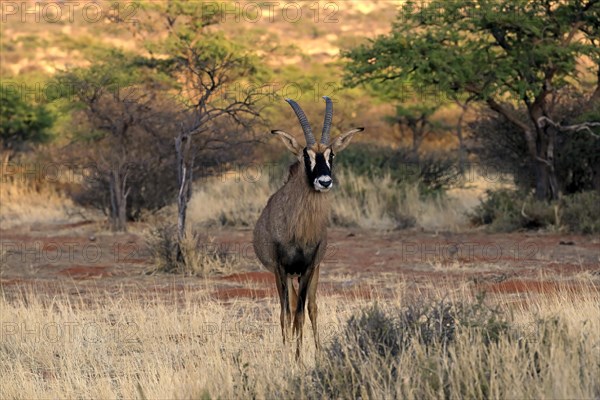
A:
0,163,82,229
1,280,597,399
1,158,497,232
187,169,491,232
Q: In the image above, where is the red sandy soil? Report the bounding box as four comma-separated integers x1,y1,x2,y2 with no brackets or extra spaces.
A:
1,222,598,303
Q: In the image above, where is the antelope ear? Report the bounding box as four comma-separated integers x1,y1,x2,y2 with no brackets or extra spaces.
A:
272,130,304,156
330,128,364,153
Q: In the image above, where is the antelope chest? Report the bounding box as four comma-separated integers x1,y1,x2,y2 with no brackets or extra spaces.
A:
275,241,321,276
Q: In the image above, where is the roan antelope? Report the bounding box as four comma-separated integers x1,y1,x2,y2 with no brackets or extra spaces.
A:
253,96,364,358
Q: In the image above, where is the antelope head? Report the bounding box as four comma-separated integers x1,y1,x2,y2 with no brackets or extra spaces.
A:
272,96,364,192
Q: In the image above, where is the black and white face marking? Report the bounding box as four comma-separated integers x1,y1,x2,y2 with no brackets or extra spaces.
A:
303,148,334,192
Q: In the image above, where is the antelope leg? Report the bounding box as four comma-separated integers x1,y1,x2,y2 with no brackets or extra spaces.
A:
307,266,320,351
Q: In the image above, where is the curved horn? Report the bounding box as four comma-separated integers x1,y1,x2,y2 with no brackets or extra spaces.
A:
321,96,333,144
285,98,316,147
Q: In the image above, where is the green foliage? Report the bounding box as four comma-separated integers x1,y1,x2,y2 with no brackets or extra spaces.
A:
469,189,557,232
337,144,461,195
560,191,600,234
343,0,600,200
470,189,600,233
344,1,599,104
0,87,53,152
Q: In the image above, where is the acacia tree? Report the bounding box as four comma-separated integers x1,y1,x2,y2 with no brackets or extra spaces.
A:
57,58,180,231
344,0,600,200
384,104,439,162
0,88,53,161
138,2,263,259
58,2,262,235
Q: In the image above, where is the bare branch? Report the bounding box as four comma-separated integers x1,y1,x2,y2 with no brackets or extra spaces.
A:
537,116,600,138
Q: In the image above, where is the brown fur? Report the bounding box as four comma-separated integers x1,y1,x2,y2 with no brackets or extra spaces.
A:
253,126,363,359
253,155,330,358
309,143,329,153
284,160,331,246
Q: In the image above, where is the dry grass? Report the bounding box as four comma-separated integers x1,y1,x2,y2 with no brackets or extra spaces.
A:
145,224,243,277
1,280,598,399
0,160,496,233
0,171,85,229
188,168,484,232
187,173,273,228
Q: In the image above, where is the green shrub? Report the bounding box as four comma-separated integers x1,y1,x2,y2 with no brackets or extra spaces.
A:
337,145,461,196
471,189,599,233
1,87,54,153
470,189,557,232
560,191,600,234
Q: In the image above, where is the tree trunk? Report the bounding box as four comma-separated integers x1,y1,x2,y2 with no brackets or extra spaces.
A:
175,131,194,263
529,104,559,201
456,105,467,175
486,98,560,201
109,165,129,231
593,162,600,195
409,120,423,163
533,159,549,200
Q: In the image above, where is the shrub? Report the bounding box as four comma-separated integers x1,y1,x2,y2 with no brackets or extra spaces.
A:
307,296,509,399
0,87,54,154
469,189,557,232
471,189,599,233
336,145,461,196
560,191,600,234
146,223,236,276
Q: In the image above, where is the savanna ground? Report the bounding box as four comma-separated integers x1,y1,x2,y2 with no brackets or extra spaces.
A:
1,170,599,399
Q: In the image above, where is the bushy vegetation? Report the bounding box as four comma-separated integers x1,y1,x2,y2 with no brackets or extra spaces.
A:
0,89,54,154
470,189,600,233
469,189,555,232
293,295,597,400
560,191,600,234
337,145,461,196
305,297,509,399
146,223,237,276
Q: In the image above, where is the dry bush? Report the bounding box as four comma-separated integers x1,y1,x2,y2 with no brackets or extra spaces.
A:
305,295,513,399
146,224,239,277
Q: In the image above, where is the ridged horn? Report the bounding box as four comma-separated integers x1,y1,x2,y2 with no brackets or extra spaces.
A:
285,98,316,147
321,96,333,144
